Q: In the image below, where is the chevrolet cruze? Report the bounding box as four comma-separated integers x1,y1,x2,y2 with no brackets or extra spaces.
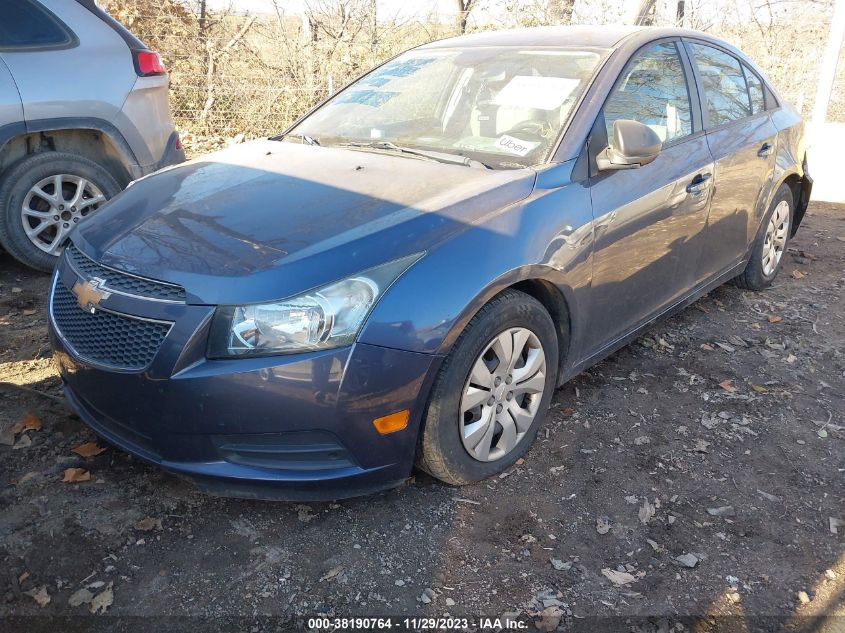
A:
48,26,811,500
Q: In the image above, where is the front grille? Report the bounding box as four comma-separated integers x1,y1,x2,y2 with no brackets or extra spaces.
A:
64,244,186,303
51,279,172,371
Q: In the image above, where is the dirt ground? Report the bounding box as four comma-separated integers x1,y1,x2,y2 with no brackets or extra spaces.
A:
0,202,843,632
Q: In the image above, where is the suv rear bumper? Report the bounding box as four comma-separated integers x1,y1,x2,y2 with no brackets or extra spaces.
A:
134,131,185,178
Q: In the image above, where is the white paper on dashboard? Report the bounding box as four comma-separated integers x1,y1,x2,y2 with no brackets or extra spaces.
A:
492,76,581,111
495,134,540,157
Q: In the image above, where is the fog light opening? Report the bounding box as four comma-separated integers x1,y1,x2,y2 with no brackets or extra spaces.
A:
373,409,410,435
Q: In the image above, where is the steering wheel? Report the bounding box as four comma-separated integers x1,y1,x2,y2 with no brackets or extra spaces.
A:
502,120,549,142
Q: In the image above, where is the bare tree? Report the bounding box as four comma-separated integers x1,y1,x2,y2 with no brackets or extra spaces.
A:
456,0,478,34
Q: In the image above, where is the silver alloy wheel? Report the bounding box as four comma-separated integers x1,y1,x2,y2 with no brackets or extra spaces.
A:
459,327,547,462
21,174,106,254
761,200,790,276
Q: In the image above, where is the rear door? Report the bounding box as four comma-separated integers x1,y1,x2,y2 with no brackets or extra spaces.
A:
684,40,778,281
583,40,714,353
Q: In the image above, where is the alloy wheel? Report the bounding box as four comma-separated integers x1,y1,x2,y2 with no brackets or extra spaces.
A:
761,200,790,277
21,174,106,254
459,327,547,462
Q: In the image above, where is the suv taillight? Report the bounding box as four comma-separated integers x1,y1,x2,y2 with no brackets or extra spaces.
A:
134,50,165,77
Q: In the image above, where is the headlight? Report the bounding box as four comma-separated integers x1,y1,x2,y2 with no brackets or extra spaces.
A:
207,254,422,358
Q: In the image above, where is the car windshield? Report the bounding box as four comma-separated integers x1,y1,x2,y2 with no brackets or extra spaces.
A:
287,46,605,169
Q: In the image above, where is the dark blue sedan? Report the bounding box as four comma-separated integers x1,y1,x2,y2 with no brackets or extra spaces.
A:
48,26,811,499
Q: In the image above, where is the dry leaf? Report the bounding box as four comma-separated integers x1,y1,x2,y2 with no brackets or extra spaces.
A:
767,315,782,323
12,434,32,450
89,583,113,614
751,384,768,393
11,414,42,434
72,442,106,458
601,568,638,586
22,308,36,316
596,516,611,534
68,587,94,607
534,606,563,632
134,517,162,531
791,269,805,279
718,379,737,393
24,586,51,607
62,468,91,483
694,438,711,453
319,565,344,582
638,499,655,524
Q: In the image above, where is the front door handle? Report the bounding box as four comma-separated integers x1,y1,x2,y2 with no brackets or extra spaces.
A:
758,142,774,158
686,172,712,194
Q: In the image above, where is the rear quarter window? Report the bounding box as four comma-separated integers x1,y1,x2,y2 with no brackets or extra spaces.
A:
0,0,75,50
743,64,766,114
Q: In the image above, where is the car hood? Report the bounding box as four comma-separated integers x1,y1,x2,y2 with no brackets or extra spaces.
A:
73,139,536,305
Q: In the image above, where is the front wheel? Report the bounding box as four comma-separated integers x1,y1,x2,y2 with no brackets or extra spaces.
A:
417,289,559,485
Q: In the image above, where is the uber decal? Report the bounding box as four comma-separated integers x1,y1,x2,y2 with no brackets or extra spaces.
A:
496,134,540,157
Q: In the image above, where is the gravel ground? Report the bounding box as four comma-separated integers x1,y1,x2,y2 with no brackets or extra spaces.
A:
0,201,843,632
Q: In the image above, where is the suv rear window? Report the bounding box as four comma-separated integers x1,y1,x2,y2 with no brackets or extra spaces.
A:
0,0,74,49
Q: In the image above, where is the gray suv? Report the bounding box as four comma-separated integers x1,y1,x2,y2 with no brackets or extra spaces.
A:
0,0,184,271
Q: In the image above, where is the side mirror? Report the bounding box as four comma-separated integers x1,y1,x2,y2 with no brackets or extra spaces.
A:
596,119,662,171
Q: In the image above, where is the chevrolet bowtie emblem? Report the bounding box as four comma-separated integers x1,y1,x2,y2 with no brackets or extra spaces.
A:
72,277,111,313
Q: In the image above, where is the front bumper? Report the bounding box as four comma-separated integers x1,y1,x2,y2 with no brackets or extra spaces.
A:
48,259,441,501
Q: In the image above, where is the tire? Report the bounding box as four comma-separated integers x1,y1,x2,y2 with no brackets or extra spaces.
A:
417,289,559,485
0,152,121,272
733,183,794,291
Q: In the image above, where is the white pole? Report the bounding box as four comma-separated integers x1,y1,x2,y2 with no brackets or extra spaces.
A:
812,0,845,126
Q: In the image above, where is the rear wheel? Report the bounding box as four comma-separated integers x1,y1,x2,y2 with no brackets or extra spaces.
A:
417,289,559,485
0,152,120,272
734,183,793,290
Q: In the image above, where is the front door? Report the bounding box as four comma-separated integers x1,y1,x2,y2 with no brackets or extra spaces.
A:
584,40,714,353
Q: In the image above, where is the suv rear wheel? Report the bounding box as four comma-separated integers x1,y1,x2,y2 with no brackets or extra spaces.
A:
0,152,120,272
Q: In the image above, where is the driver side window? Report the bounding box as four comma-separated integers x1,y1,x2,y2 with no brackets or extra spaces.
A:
603,42,692,145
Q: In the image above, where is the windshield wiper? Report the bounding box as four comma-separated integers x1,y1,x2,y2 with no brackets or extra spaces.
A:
275,133,320,146
335,141,490,169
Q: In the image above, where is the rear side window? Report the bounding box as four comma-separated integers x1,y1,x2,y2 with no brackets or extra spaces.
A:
688,43,750,127
602,41,693,144
743,64,766,114
0,0,74,49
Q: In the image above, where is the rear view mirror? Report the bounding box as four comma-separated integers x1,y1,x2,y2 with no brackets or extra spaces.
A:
597,119,662,171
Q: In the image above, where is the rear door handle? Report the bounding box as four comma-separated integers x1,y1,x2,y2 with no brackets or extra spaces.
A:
686,173,712,194
758,142,774,158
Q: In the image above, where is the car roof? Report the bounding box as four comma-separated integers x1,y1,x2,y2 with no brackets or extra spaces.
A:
419,25,723,51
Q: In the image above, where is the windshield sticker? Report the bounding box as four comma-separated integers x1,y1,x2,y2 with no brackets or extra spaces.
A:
493,75,581,111
495,135,540,157
359,76,390,88
379,56,436,78
334,90,398,107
